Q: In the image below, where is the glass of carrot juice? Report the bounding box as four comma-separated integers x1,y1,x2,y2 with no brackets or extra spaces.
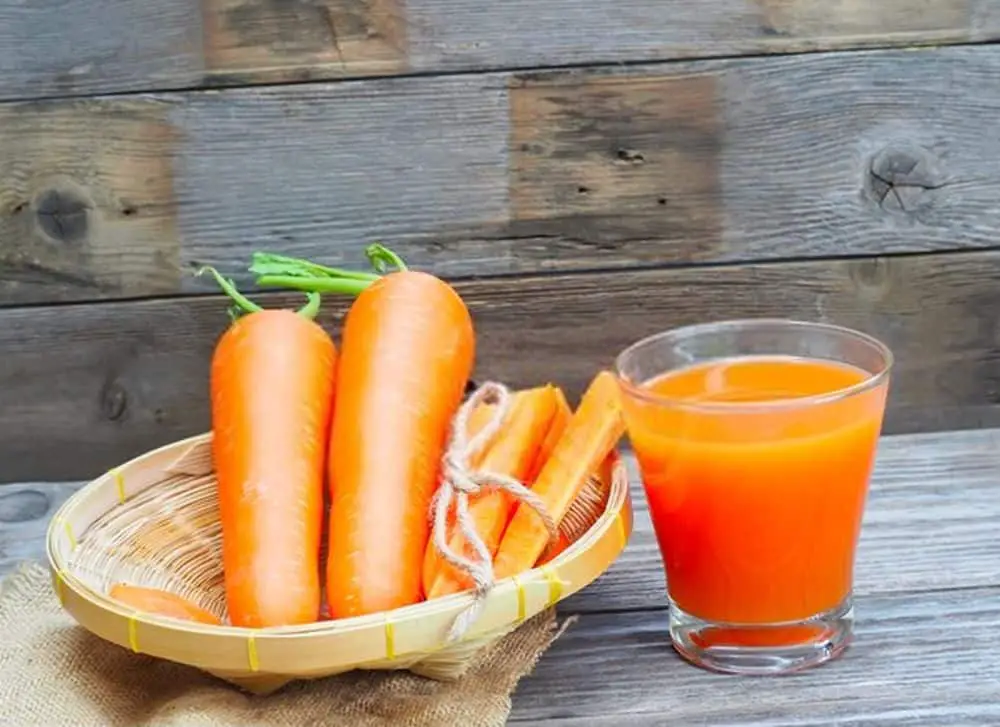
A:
615,319,892,675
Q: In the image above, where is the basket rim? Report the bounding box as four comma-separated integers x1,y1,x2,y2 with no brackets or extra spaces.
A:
46,432,632,641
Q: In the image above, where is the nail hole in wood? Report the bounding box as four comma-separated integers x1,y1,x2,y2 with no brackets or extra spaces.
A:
615,148,645,164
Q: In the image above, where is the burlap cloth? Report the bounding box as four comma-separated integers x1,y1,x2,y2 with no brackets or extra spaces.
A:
0,563,569,727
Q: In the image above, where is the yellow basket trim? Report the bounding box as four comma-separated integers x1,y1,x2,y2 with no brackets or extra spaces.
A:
110,467,126,504
55,517,77,550
511,575,527,622
127,615,140,654
616,509,628,550
53,570,66,606
247,635,260,673
541,565,565,608
384,614,396,660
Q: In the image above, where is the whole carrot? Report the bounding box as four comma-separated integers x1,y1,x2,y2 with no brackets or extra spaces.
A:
252,246,476,619
109,584,222,625
200,267,337,628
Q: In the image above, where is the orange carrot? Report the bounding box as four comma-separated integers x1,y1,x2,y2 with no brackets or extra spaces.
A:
524,386,572,485
537,454,615,565
263,246,477,619
423,385,559,599
493,371,625,579
201,267,337,628
109,584,222,625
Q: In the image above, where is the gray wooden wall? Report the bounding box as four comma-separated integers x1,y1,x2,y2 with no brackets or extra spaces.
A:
2,0,1000,484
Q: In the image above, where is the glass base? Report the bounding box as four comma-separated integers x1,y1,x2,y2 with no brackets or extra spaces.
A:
669,596,854,675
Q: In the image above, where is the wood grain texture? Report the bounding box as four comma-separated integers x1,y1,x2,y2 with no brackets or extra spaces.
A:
509,587,1000,725
2,250,1000,482
0,0,203,101
562,429,1000,614
202,0,407,84
0,98,181,304
509,72,722,252
7,46,1000,304
1,0,996,100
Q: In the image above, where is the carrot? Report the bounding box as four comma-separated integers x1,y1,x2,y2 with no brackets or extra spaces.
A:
200,267,337,628
493,370,625,580
537,453,615,565
524,386,572,485
109,584,222,625
254,246,476,619
423,384,559,599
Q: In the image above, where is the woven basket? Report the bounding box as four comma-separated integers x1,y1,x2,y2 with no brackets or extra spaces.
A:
46,433,633,695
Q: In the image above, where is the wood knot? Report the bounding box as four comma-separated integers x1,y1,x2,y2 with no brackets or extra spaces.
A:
866,145,944,214
849,257,893,302
33,186,93,243
100,380,129,422
0,490,49,523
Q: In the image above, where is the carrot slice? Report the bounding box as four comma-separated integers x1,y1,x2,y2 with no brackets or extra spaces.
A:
537,453,615,565
524,386,572,485
423,385,559,599
109,584,222,625
493,371,625,580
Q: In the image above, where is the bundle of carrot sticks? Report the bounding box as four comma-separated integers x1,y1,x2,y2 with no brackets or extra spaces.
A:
109,244,625,632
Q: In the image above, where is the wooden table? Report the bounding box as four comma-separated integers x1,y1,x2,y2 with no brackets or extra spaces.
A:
2,428,999,725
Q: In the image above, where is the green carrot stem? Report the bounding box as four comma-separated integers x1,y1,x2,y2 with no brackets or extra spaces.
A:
256,275,374,297
365,243,408,273
250,252,380,283
198,266,262,315
197,266,321,319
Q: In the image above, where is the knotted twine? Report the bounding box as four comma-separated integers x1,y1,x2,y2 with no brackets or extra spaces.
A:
432,382,560,643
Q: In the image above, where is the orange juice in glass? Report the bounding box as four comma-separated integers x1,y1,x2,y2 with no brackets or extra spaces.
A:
615,319,891,674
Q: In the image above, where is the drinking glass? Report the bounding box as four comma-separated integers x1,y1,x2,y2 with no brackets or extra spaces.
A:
615,319,892,675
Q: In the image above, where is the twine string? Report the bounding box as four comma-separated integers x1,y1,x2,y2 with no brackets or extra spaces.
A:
432,382,559,642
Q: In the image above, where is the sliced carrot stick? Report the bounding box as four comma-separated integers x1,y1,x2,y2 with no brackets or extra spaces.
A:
464,388,531,468
524,385,572,485
493,371,625,580
109,584,222,625
423,385,559,598
537,453,615,565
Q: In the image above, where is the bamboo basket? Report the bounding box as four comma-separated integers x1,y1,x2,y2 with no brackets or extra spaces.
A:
46,432,633,695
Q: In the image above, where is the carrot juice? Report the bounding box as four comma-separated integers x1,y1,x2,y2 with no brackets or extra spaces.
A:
615,320,892,674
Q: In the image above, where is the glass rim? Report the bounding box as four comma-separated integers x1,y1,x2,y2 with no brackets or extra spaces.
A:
614,318,894,413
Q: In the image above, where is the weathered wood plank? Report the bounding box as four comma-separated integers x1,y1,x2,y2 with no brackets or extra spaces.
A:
1,250,1000,482
0,482,81,575
1,0,997,100
0,98,181,303
509,587,1000,725
7,46,1000,303
0,0,203,101
562,429,1000,613
202,0,408,85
